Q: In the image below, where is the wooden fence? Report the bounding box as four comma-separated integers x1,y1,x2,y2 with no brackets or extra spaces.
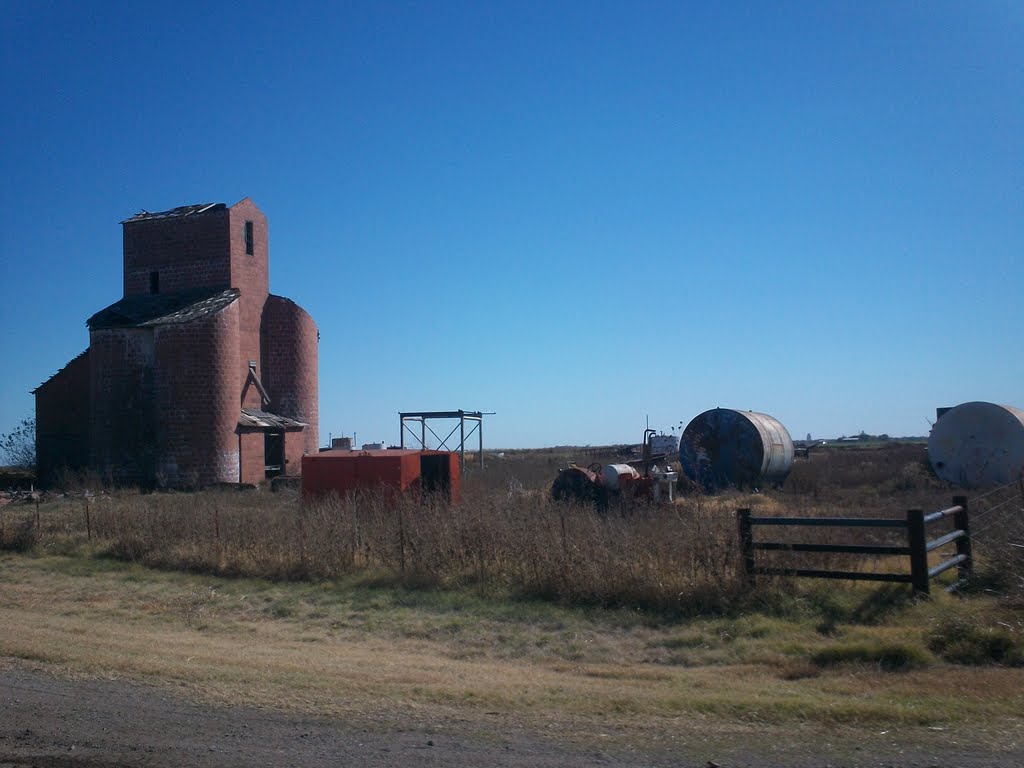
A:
737,496,972,596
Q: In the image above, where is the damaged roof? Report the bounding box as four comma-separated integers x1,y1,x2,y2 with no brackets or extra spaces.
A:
121,202,226,224
239,409,307,430
32,348,89,394
87,288,240,330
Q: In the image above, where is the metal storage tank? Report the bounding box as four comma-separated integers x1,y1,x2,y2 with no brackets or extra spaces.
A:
928,402,1024,488
679,408,794,491
602,463,640,491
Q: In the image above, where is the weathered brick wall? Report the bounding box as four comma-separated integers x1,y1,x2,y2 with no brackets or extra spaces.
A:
122,209,231,297
262,294,319,456
228,199,270,401
49,198,317,489
283,429,305,477
34,350,91,486
238,429,264,485
89,328,156,484
153,301,241,486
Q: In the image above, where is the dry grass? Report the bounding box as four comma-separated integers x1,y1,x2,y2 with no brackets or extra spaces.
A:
2,553,1023,754
7,485,748,612
1,444,1023,751
2,444,1021,611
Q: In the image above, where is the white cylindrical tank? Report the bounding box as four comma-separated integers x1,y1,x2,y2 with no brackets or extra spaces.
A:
602,464,640,491
928,402,1024,488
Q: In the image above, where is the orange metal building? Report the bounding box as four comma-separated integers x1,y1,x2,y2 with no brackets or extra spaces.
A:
301,449,460,503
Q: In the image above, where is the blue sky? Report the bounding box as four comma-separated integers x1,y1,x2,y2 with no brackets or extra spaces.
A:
1,1,1021,449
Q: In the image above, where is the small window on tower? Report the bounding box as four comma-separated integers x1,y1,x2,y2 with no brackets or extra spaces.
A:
149,271,159,295
245,221,254,255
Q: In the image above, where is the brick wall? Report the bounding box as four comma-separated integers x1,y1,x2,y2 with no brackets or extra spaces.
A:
228,199,270,402
261,294,319,456
34,350,91,486
238,429,264,485
44,198,319,489
153,301,241,486
283,429,305,477
89,328,156,484
122,209,231,297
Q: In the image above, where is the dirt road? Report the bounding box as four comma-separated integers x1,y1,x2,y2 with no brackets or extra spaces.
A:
3,664,1022,768
2,665,639,767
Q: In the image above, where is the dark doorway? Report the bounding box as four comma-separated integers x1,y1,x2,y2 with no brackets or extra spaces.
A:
264,431,284,479
419,453,451,499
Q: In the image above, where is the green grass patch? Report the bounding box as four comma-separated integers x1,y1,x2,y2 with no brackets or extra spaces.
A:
927,615,1024,666
811,639,932,671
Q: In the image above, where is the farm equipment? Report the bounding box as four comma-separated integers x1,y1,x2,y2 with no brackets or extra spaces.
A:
550,429,678,509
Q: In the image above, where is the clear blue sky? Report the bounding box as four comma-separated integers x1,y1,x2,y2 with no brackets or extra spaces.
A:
1,1,1021,449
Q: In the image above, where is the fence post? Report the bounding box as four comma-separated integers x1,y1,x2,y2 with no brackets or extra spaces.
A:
397,503,406,579
737,508,755,587
953,495,972,582
476,504,486,594
906,509,929,596
350,511,358,569
297,504,307,574
560,512,568,559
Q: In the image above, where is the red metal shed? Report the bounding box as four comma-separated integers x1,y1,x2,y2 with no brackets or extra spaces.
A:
301,449,460,503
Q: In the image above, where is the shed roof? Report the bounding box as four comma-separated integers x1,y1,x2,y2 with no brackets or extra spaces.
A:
239,409,307,430
121,202,226,224
87,288,239,330
32,348,89,394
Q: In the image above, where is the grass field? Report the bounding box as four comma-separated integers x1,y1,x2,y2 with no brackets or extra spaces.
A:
1,444,1023,757
2,553,1022,758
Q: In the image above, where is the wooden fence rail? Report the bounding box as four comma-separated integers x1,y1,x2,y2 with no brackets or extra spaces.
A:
737,496,971,596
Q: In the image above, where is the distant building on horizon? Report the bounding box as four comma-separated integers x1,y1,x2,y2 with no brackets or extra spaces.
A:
34,198,318,488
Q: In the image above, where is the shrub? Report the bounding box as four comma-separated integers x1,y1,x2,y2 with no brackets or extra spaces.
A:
811,640,932,671
927,616,1023,666
0,417,35,470
1,518,38,553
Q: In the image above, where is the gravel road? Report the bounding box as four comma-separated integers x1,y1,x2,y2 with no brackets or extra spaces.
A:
2,665,1021,768
1,666,670,767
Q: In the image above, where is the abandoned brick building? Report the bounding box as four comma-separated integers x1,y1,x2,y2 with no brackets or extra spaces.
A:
34,198,319,487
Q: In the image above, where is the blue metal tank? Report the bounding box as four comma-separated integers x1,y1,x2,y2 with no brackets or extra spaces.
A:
680,408,794,491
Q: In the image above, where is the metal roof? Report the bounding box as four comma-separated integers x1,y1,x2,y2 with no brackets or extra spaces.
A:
87,288,239,330
121,202,226,224
239,409,307,430
307,449,445,459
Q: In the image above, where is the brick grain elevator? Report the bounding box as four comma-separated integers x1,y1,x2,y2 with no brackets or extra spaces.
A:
34,198,318,487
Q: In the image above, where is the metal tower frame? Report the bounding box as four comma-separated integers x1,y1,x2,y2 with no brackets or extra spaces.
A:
398,410,491,469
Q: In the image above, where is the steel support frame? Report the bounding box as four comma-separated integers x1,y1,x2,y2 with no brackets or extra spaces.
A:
399,410,486,470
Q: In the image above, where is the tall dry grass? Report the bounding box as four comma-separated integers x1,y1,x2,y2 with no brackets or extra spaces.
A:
69,487,741,612
2,444,1021,613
